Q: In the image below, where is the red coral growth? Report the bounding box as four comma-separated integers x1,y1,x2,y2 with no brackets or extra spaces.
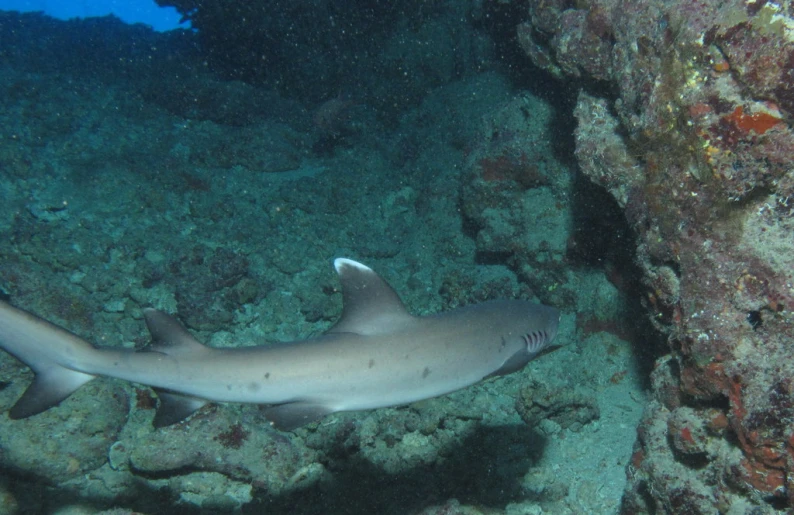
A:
726,375,792,498
679,360,729,400
477,152,548,189
723,106,784,135
630,448,645,470
706,410,729,434
135,388,157,410
688,102,712,118
680,426,694,444
736,457,786,495
214,422,250,449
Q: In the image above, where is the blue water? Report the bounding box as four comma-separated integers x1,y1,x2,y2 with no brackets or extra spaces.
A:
0,0,185,31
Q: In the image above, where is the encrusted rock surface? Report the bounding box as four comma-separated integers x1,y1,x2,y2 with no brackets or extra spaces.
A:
0,379,128,483
512,0,794,512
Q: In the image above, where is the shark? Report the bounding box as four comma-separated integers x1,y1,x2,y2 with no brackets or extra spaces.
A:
0,258,560,430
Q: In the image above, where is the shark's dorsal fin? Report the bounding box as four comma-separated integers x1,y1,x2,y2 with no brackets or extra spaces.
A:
330,258,413,335
142,309,210,357
142,309,212,426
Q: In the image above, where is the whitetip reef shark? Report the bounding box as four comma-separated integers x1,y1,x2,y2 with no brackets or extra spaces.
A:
0,258,560,430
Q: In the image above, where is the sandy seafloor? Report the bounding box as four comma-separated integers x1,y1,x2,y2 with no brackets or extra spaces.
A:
0,11,655,515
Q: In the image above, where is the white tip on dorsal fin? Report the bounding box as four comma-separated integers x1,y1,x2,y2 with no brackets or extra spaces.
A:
142,309,211,357
330,258,413,335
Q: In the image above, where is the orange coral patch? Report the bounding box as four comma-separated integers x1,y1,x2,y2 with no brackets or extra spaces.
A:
713,60,730,72
707,411,729,433
680,361,728,399
758,445,786,469
739,458,785,494
724,106,784,134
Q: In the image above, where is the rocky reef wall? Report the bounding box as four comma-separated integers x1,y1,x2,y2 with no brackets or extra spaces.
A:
510,0,794,512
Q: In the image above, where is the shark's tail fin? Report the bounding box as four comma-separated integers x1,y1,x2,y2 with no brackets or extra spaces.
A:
0,301,96,418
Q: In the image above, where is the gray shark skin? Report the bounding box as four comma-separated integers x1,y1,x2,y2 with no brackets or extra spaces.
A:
0,258,560,430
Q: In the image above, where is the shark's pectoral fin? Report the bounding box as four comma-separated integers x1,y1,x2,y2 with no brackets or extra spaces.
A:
484,347,533,380
9,368,95,419
264,402,335,431
152,390,208,428
484,343,563,381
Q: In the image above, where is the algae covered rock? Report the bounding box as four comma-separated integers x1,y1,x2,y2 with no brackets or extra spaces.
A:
0,379,128,483
515,379,600,432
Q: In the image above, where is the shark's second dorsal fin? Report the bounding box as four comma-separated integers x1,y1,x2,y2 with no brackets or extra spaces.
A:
152,390,208,427
142,309,210,357
330,258,413,335
142,310,211,426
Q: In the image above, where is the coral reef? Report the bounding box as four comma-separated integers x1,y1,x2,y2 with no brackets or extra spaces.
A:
513,0,794,512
